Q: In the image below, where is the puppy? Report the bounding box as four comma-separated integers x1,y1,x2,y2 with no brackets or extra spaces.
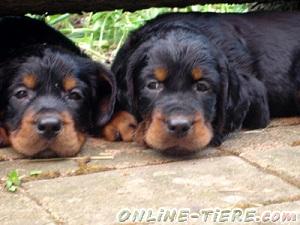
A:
0,16,116,157
104,12,300,155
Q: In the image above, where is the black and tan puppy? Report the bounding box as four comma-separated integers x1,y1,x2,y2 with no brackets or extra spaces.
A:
0,16,116,157
104,12,300,155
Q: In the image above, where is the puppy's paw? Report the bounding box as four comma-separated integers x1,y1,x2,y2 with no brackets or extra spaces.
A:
102,111,137,142
0,127,10,147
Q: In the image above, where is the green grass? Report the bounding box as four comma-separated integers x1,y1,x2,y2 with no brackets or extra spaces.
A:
29,4,248,62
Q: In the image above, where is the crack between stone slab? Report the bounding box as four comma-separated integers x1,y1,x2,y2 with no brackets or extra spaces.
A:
14,152,230,184
234,194,300,210
19,187,66,225
223,149,300,190
213,149,300,208
15,160,177,183
258,195,300,207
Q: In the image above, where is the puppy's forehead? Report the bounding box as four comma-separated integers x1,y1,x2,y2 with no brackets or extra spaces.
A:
63,75,77,91
147,62,204,83
23,73,37,89
147,44,208,80
153,67,168,81
17,70,80,92
16,53,83,88
191,67,203,81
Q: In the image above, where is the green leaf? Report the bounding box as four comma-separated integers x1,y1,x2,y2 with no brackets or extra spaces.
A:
5,180,13,188
5,170,21,192
8,186,17,192
30,170,42,176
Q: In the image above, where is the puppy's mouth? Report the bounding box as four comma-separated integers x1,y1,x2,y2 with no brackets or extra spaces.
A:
136,111,213,155
9,111,86,158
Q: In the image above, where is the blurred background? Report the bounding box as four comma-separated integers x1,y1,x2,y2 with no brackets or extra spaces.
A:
28,4,249,64
28,1,298,64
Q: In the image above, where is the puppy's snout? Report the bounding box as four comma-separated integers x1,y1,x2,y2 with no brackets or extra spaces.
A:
166,116,193,138
37,115,62,139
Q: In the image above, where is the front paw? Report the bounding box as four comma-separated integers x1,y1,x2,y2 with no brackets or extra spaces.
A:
101,111,137,142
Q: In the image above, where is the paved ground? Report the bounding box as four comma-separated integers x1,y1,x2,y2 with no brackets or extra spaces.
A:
0,118,300,225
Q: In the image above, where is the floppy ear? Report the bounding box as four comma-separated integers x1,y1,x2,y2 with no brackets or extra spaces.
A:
0,64,13,123
93,64,117,127
112,42,150,116
211,54,269,146
0,67,11,146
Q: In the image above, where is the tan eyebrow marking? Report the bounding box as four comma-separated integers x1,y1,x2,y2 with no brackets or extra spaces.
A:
63,75,77,91
23,74,37,89
192,67,203,80
154,67,168,81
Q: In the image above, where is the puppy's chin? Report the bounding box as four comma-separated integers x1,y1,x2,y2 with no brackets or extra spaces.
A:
10,133,86,158
10,134,86,158
136,111,213,155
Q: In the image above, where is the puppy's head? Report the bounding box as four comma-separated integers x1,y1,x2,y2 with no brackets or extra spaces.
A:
114,18,270,155
0,47,115,157
117,33,229,155
113,33,237,154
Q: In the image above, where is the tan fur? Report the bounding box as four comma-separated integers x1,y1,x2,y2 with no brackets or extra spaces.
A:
102,111,137,142
23,74,37,89
135,118,152,145
154,67,168,81
63,75,77,91
9,110,86,157
9,111,47,156
50,112,86,157
192,67,203,80
144,111,213,153
0,127,10,147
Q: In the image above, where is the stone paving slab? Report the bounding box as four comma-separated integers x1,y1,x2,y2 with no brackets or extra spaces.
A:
220,125,300,155
241,147,300,187
23,156,300,225
220,117,300,156
198,201,300,225
0,159,78,181
255,201,300,225
0,189,55,225
0,138,223,182
0,147,23,161
219,123,300,188
268,117,300,128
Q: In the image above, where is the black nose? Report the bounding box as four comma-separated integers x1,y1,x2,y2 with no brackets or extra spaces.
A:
37,116,62,139
166,116,192,137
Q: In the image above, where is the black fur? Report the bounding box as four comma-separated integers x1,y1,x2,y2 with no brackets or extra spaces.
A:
112,12,300,149
0,16,116,157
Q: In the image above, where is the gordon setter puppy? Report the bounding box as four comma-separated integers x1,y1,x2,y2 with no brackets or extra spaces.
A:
0,16,116,157
104,12,300,155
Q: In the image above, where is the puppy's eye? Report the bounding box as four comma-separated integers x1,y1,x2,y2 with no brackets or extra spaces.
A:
147,81,163,90
68,90,83,100
14,89,28,99
195,81,210,92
